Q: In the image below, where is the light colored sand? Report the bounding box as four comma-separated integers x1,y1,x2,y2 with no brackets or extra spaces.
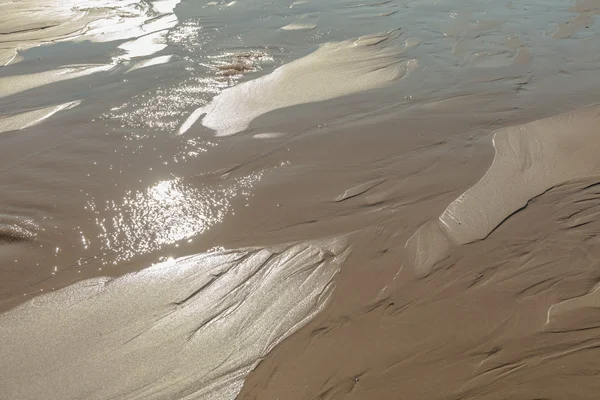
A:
0,0,180,66
117,30,170,60
0,0,96,65
281,23,317,30
0,64,114,99
78,12,179,49
179,31,419,136
406,104,600,276
0,101,81,134
281,15,319,31
290,0,310,8
125,55,173,73
252,132,284,139
0,238,350,400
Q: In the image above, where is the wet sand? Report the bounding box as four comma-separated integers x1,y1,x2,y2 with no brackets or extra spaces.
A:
237,103,600,400
2,0,600,399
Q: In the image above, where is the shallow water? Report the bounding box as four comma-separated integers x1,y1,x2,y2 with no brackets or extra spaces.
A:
1,0,600,398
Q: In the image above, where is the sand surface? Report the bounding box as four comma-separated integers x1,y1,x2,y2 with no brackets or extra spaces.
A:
407,104,600,276
0,0,180,65
1,239,349,399
2,0,600,399
180,31,418,136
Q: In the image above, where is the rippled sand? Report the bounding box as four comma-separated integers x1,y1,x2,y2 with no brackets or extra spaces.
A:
2,0,600,399
1,239,349,399
407,104,600,277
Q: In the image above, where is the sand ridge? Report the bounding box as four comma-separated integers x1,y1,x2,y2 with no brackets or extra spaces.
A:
179,30,420,136
406,104,600,277
0,101,81,134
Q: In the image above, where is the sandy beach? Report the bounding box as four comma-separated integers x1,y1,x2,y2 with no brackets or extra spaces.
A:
2,0,600,399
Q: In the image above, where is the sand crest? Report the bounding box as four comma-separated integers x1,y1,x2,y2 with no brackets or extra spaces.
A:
406,104,600,276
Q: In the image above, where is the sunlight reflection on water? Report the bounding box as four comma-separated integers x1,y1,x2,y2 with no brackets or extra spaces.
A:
87,173,263,264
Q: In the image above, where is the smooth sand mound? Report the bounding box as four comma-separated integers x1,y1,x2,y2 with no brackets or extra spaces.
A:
179,31,419,135
407,104,600,276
